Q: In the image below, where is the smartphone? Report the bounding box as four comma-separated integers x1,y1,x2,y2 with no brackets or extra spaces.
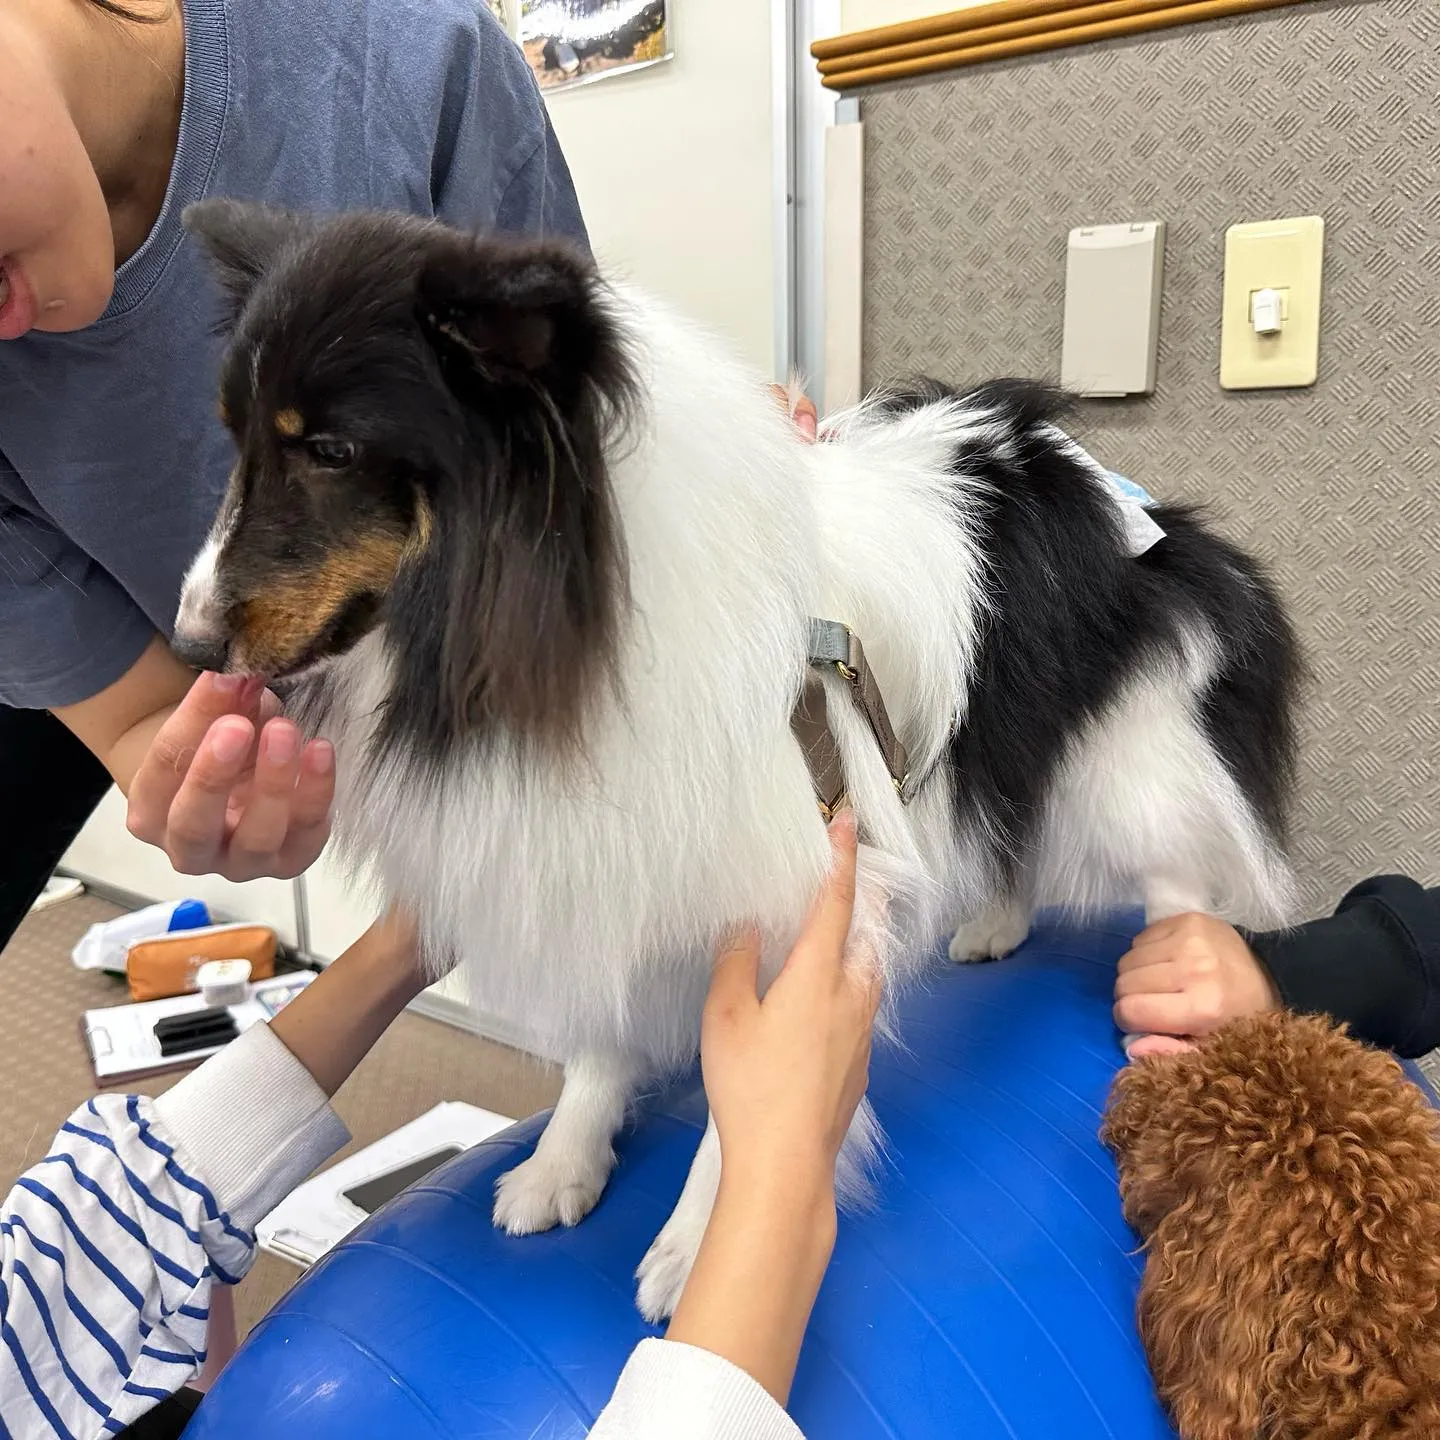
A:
340,1147,464,1215
255,980,311,1019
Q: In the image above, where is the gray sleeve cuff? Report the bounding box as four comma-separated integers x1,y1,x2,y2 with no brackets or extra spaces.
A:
590,1338,805,1440
152,1022,351,1232
0,600,155,708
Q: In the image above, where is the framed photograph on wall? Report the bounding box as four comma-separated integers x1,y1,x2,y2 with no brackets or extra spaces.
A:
519,1,673,92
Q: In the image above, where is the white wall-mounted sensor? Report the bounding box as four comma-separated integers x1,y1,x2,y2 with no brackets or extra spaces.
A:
1250,287,1285,335
1060,221,1166,398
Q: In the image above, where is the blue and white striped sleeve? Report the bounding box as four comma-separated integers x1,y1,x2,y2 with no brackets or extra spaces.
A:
1,1023,349,1439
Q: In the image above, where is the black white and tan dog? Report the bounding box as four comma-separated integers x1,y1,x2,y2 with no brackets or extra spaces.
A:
172,199,1301,1318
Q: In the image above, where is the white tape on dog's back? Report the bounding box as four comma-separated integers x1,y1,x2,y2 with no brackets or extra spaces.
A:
1043,426,1167,558
1105,472,1167,557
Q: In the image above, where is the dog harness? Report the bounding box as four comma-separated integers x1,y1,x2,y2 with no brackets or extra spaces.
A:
790,439,1164,818
791,618,911,821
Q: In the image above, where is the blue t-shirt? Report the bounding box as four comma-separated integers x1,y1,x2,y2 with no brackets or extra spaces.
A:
0,0,586,708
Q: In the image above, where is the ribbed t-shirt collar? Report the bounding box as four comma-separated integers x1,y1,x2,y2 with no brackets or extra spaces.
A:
103,0,230,324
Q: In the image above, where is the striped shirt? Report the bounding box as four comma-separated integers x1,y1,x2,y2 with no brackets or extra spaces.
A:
2,1026,803,1440
2,1025,348,1439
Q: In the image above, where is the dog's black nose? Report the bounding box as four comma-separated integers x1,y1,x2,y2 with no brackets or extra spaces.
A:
171,633,230,674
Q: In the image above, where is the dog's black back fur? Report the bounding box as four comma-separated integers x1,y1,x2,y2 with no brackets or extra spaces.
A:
876,379,1301,888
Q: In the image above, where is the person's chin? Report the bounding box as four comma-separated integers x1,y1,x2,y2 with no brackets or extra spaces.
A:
30,267,116,335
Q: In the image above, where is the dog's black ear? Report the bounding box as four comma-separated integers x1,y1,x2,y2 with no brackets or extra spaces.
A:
376,233,637,757
414,236,615,395
183,199,312,317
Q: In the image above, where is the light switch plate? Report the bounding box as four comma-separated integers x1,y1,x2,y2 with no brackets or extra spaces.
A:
1220,216,1325,390
1061,221,1165,397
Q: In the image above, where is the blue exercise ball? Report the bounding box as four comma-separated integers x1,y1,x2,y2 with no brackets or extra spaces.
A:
193,915,1181,1438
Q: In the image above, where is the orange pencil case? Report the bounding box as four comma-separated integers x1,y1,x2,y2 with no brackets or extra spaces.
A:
126,923,278,1002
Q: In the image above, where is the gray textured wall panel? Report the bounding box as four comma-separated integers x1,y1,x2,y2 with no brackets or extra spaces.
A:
861,0,1440,909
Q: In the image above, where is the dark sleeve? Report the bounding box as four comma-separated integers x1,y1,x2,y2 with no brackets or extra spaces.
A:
1246,875,1440,1057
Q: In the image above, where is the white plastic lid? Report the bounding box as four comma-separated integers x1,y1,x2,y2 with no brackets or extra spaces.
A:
196,958,252,1004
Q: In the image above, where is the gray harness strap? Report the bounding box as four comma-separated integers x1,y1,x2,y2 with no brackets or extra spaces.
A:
791,618,911,821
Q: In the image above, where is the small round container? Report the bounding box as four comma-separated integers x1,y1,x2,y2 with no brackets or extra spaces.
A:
195,958,252,1007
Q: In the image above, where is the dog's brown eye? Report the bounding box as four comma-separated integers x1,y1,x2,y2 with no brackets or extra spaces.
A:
306,437,356,470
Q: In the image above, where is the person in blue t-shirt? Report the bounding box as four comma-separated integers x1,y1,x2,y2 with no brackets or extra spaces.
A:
0,0,585,949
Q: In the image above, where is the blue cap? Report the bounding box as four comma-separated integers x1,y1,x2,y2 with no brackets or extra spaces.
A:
168,899,211,932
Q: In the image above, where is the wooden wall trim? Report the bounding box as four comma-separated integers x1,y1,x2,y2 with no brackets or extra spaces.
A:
812,0,1313,90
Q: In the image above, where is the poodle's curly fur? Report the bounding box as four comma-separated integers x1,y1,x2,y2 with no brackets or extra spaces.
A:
1102,1011,1440,1440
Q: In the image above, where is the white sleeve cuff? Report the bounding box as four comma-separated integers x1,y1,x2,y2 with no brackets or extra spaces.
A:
590,1338,805,1440
152,1021,351,1231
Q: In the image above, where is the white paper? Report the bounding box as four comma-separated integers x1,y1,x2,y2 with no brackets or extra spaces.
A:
82,973,316,1081
255,1101,514,1268
32,875,85,913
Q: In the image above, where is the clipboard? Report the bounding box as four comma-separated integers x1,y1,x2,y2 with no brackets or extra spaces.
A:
82,972,316,1086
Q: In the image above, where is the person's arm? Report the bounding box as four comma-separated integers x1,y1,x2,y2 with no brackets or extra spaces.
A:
1,453,332,884
50,632,196,793
591,813,879,1439
0,912,427,1438
52,635,336,881
1247,875,1440,1057
1114,877,1440,1060
0,495,194,796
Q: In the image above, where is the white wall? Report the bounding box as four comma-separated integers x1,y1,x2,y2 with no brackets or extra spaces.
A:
547,0,781,376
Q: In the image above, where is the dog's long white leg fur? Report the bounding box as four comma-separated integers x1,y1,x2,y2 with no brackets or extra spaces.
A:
634,1098,882,1323
630,848,893,1317
493,1049,642,1235
635,1112,722,1323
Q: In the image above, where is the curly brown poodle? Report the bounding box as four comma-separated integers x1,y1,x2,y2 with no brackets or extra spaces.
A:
1102,1011,1440,1440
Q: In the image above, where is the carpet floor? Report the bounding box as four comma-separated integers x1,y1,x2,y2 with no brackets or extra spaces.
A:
0,892,562,1339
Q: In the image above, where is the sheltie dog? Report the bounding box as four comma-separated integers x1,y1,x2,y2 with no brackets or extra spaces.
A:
173,200,1300,1318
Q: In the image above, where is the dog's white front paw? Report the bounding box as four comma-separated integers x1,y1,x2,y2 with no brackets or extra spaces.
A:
635,1209,708,1322
949,910,1030,963
492,1148,612,1236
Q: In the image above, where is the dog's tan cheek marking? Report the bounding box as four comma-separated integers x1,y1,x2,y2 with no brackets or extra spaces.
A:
235,532,407,669
406,493,436,558
274,408,305,438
